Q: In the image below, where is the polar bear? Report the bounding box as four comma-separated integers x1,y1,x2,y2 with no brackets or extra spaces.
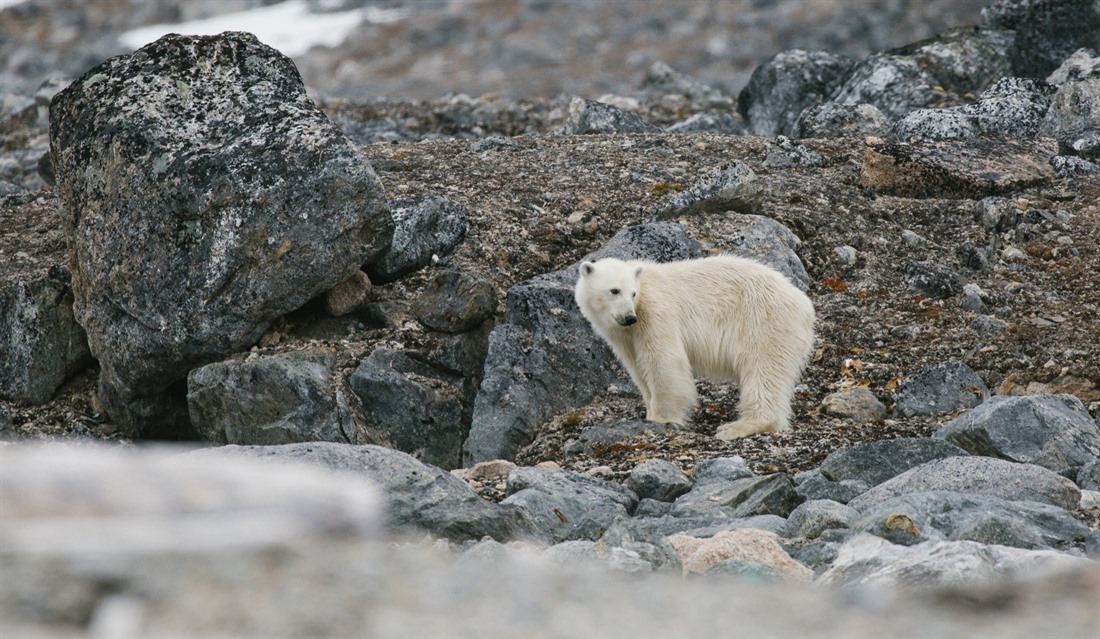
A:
575,255,815,439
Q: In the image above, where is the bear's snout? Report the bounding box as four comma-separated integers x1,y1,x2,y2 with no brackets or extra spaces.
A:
619,314,637,327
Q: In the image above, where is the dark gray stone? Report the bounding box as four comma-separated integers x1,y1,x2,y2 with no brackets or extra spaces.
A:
0,271,92,404
625,459,694,503
672,473,802,518
562,97,659,135
895,361,989,418
847,456,1082,512
793,469,870,505
785,500,859,540
970,77,1055,137
463,223,701,464
653,162,762,219
348,347,469,470
981,0,1100,78
190,442,533,543
793,103,890,139
1051,155,1099,176
366,195,467,284
634,498,673,517
412,270,496,333
49,33,392,437
737,49,853,137
1041,50,1100,158
852,491,1091,550
694,456,754,485
819,437,969,487
640,61,726,105
828,54,946,121
501,467,638,543
889,26,1015,98
784,539,841,574
935,394,1100,477
905,261,963,299
187,349,380,447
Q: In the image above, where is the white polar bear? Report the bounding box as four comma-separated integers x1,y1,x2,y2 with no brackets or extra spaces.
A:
574,255,815,439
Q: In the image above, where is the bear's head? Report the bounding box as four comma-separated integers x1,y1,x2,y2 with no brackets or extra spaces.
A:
575,258,643,329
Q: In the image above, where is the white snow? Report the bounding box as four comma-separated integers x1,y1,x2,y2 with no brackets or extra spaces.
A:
119,0,408,58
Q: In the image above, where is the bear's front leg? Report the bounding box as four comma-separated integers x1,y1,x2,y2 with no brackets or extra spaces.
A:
639,349,697,425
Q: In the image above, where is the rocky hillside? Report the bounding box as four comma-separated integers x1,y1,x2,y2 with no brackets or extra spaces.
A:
2,0,1100,636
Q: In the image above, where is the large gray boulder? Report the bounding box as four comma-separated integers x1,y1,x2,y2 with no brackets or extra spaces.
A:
819,437,969,487
894,361,989,418
672,473,803,519
501,467,638,543
737,49,853,137
190,442,533,543
48,32,392,437
847,456,1082,512
851,491,1091,550
935,394,1100,477
981,0,1100,78
819,533,1094,589
187,349,380,446
462,222,701,464
348,347,470,470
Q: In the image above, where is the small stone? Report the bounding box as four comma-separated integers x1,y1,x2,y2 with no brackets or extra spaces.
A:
323,270,371,317
959,283,986,312
820,388,887,421
895,361,989,418
625,459,694,503
1002,246,1027,261
833,245,857,266
900,230,927,247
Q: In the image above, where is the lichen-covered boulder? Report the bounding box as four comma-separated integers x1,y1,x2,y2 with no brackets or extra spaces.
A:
48,32,392,437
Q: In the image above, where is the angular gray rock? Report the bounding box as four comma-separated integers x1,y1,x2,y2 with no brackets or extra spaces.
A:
723,214,811,292
601,512,788,548
819,533,1094,589
501,466,638,543
828,54,947,122
1078,459,1100,490
851,491,1091,550
737,49,853,137
0,270,91,404
625,459,694,503
935,394,1100,477
49,33,392,437
981,0,1100,78
819,437,969,487
1041,48,1100,159
463,222,701,464
793,103,890,139
905,261,963,299
562,97,659,135
672,473,802,519
764,136,825,168
892,77,1054,142
653,162,762,219
365,195,468,284
412,270,496,333
348,347,469,470
187,349,380,446
894,361,989,418
666,111,746,135
847,456,1082,512
793,469,870,505
694,456,755,484
191,442,534,543
785,500,859,540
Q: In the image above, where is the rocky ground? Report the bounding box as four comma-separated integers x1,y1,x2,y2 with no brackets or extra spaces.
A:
6,127,1099,478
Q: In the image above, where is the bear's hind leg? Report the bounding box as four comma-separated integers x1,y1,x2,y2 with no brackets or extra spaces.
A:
714,364,795,440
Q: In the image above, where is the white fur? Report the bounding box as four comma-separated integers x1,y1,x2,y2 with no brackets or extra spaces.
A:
575,255,815,440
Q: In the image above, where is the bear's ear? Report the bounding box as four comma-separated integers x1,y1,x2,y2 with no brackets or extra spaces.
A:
580,261,595,277
634,265,643,280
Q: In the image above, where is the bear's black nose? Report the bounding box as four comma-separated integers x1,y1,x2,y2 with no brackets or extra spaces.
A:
621,314,637,326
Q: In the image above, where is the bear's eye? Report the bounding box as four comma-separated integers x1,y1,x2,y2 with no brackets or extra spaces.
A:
609,288,620,295
632,291,637,298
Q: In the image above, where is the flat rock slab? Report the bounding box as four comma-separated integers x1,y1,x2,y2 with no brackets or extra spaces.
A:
860,137,1057,198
